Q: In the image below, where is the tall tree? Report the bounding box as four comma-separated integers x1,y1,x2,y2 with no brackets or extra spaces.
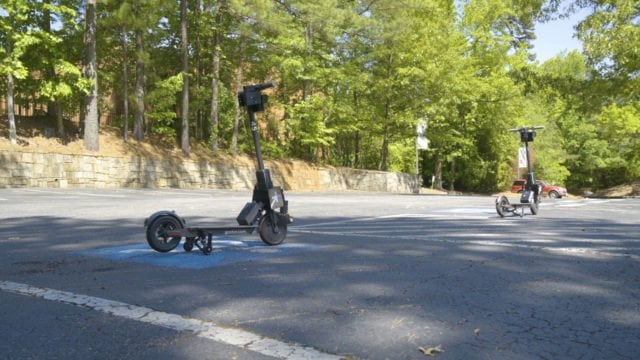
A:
209,0,223,152
106,0,137,142
83,0,99,151
270,0,358,162
32,0,85,139
95,0,136,140
122,28,130,141
3,0,85,143
230,36,244,156
41,0,57,124
571,0,640,187
132,34,145,140
180,0,190,155
1,1,40,144
132,2,146,141
5,48,17,145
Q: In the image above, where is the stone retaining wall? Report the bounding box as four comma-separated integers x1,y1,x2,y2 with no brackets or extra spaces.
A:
0,150,419,193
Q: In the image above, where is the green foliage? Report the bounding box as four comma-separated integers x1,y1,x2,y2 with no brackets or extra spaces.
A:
0,1,39,80
5,0,640,193
594,101,640,185
388,138,417,174
285,96,336,161
577,0,640,75
39,60,91,100
145,73,183,137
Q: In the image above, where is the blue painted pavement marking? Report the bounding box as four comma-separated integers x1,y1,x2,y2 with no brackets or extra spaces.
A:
84,238,323,269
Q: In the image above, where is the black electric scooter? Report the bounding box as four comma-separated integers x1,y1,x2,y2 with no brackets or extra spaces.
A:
144,82,292,254
495,126,544,217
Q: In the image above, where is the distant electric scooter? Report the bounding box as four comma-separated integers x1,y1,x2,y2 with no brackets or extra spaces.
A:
495,126,544,217
144,82,292,254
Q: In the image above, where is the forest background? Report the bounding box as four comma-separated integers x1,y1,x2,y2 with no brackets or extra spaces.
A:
1,0,639,193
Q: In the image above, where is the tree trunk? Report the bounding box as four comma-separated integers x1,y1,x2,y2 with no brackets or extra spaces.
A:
83,0,99,151
379,95,391,171
353,91,360,168
42,0,58,123
379,53,393,171
303,22,313,100
231,38,245,156
180,0,190,156
122,28,129,141
434,153,443,190
194,0,202,142
449,157,456,192
133,27,145,141
5,28,17,145
210,0,223,152
7,73,17,145
56,105,64,138
380,124,389,171
354,131,360,168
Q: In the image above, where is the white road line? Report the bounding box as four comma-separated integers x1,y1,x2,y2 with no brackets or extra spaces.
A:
0,281,341,360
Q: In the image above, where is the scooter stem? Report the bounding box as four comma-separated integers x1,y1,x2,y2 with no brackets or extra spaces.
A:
249,109,265,171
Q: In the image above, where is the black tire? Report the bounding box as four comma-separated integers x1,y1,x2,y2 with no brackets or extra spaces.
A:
548,190,559,199
495,196,510,218
258,213,287,245
146,215,183,252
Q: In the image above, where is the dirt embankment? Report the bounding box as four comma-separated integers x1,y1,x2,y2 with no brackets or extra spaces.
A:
592,181,640,198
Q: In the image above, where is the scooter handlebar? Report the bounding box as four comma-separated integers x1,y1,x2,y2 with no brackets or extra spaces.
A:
509,125,544,132
248,81,275,91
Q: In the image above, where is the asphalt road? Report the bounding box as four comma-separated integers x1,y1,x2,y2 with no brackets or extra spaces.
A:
1,188,639,359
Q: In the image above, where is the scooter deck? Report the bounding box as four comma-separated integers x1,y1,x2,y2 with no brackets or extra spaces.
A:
509,202,532,208
166,225,257,238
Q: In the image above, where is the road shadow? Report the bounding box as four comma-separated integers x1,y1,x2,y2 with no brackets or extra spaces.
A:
1,214,639,359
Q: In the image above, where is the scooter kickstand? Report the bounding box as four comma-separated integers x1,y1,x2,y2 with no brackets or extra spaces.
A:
203,234,213,255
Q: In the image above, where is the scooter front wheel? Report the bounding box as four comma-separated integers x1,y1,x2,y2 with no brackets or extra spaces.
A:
146,215,183,252
258,213,287,246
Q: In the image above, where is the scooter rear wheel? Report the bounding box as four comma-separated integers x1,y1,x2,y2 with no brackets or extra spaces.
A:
146,215,183,252
495,196,510,218
258,213,287,246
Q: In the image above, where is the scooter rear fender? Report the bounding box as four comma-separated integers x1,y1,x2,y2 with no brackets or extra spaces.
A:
144,210,186,228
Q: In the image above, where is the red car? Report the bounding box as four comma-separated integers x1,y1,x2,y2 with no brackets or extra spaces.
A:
511,179,567,198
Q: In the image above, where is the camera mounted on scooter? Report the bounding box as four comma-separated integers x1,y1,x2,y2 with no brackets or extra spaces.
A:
237,82,274,113
520,130,535,143
510,126,543,143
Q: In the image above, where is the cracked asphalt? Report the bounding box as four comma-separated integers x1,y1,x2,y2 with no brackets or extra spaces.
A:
1,188,639,359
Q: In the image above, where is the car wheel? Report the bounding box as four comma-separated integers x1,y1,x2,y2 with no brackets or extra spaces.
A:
548,190,559,199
